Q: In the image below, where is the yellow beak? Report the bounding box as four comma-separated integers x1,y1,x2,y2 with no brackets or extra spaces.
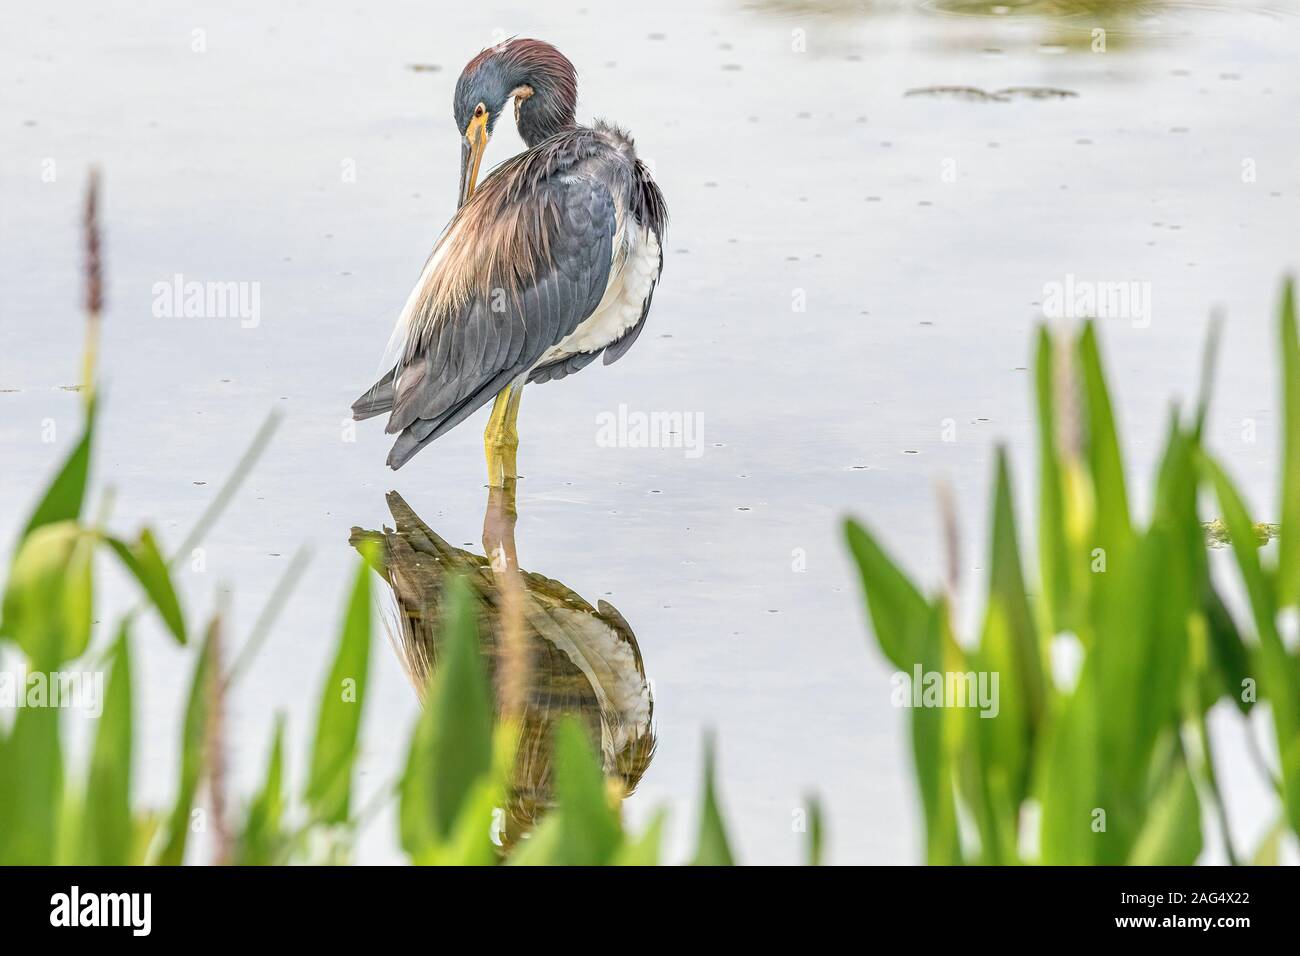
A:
458,112,490,208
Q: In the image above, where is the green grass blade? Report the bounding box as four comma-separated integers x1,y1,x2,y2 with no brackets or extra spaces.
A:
106,529,186,645
82,624,133,864
613,810,668,866
239,716,286,865
169,409,281,568
804,797,824,866
227,546,312,684
305,553,372,824
1277,279,1300,606
1034,326,1071,631
985,448,1045,768
157,619,215,864
1128,757,1202,865
691,733,736,865
1192,315,1222,440
912,600,964,864
1251,818,1286,866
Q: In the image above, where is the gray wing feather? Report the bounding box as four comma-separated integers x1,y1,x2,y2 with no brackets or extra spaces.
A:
383,177,616,469
528,350,603,383
527,244,661,383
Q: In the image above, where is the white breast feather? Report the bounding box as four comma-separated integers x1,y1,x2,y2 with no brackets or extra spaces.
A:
538,225,660,365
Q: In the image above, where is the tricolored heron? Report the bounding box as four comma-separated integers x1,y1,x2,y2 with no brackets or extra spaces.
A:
352,38,668,485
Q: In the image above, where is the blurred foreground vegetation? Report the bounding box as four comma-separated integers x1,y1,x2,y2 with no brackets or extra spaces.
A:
2,174,1295,865
847,281,1300,864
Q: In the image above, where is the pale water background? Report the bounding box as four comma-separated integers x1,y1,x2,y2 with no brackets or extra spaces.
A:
3,0,1299,863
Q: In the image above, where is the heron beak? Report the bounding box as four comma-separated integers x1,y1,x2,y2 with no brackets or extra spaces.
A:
458,112,490,208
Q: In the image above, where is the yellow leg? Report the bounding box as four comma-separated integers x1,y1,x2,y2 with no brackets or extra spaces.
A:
484,383,523,487
501,383,523,480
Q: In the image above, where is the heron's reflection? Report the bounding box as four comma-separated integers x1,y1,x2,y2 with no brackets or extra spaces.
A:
350,481,655,848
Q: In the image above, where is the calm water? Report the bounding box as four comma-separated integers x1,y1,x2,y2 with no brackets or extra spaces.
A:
3,0,1298,863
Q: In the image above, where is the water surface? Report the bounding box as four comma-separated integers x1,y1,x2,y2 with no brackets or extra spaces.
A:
3,0,1298,863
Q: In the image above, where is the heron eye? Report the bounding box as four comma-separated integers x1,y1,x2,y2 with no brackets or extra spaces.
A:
474,104,485,118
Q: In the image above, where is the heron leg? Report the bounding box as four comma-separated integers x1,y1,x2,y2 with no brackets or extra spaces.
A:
484,383,523,487
501,383,524,480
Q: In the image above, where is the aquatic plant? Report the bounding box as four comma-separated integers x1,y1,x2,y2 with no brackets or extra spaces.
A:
846,282,1300,864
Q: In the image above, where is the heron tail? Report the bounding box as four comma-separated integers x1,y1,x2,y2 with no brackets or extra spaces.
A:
352,367,397,420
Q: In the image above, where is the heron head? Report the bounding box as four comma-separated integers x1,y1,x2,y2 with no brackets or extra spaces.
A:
453,38,578,207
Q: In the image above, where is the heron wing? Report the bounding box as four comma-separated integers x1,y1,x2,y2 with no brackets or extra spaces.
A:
527,157,666,382
382,173,616,469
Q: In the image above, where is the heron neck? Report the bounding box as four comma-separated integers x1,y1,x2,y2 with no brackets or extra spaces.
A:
518,106,576,147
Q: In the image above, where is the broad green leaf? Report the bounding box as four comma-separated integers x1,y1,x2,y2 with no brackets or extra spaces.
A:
306,554,372,824
2,521,94,668
82,625,133,864
1205,456,1300,837
1078,323,1132,553
425,776,503,866
1153,415,1245,715
844,519,930,670
239,716,286,865
399,575,492,854
1089,527,1190,861
510,719,624,866
1038,663,1100,865
553,718,623,864
1278,279,1300,607
158,619,215,865
19,399,96,543
691,733,736,866
0,704,63,864
1128,759,1202,865
106,529,186,644
976,449,1045,819
1203,584,1252,714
